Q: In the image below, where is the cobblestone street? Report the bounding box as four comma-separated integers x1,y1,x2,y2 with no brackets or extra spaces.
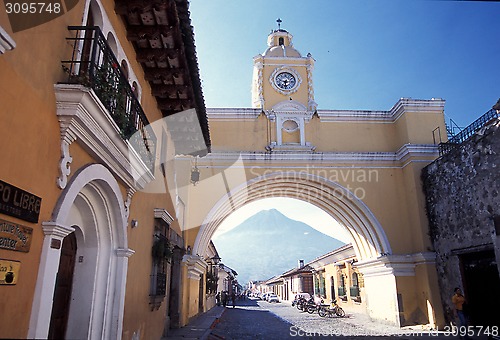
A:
208,298,491,339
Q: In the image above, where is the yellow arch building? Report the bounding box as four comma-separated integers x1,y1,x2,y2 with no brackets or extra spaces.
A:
179,27,447,327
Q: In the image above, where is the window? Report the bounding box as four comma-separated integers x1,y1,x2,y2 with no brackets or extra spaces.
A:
338,273,346,298
319,274,326,297
150,217,171,307
279,37,284,46
350,272,360,297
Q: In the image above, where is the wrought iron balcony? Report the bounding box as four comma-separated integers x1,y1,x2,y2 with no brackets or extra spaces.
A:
62,26,156,171
439,108,498,156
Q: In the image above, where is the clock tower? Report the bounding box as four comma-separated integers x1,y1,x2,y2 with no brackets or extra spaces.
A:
251,20,317,150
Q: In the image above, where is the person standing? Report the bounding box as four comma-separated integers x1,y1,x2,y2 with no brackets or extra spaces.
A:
215,292,221,306
231,291,236,308
221,291,227,307
452,287,468,328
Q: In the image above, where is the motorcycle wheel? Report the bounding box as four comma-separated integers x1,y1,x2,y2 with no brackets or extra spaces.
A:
297,303,303,311
307,305,316,314
318,307,327,317
336,307,345,317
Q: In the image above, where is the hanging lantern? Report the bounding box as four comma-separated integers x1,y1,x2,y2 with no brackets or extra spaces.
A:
190,166,200,185
191,157,200,185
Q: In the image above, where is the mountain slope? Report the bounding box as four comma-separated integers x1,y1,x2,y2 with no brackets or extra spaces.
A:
213,209,346,285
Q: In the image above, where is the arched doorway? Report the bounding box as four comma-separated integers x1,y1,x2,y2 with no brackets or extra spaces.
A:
29,164,132,339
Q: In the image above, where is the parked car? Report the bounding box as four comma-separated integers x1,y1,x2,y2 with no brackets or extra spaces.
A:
261,292,270,301
267,293,280,303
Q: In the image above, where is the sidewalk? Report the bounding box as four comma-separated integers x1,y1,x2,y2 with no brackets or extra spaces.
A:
163,306,226,339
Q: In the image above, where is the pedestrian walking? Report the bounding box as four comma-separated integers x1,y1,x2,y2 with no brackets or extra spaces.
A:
222,291,227,307
216,292,221,306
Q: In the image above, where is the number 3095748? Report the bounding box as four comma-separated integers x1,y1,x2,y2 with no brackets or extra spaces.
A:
5,2,61,14
443,326,498,337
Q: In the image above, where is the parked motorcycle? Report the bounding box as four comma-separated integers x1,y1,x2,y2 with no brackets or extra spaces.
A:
318,299,345,317
306,297,323,314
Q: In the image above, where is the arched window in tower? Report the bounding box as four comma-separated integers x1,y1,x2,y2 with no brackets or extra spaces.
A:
279,37,284,46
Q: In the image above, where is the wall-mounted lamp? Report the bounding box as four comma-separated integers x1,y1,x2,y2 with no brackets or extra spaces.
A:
191,157,200,185
131,219,139,228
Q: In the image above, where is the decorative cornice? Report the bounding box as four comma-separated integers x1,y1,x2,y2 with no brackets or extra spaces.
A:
207,108,262,120
0,26,15,54
356,252,437,278
54,84,155,190
318,98,445,123
41,221,76,238
154,208,175,225
182,255,207,280
261,58,311,63
200,144,438,166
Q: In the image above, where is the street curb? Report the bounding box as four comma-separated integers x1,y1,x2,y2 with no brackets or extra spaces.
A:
201,307,226,340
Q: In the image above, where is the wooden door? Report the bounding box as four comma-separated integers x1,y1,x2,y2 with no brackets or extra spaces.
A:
48,232,77,339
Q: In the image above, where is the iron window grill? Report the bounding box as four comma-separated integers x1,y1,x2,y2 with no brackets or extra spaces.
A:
62,26,156,172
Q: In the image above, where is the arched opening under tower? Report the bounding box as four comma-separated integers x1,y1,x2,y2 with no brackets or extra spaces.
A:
193,171,392,261
211,197,351,283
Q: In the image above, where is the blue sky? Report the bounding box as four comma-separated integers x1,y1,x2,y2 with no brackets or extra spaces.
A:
190,0,500,128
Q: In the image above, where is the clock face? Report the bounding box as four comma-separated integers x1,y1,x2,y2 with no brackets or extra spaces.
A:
275,72,297,90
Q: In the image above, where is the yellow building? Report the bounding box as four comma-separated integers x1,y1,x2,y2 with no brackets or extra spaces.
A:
180,25,447,328
0,0,210,339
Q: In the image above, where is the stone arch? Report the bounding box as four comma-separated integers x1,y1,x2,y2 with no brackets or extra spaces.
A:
28,164,133,339
193,171,391,261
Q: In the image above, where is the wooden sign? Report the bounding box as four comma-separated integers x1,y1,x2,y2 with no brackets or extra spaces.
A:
0,259,21,285
0,219,33,252
0,179,42,223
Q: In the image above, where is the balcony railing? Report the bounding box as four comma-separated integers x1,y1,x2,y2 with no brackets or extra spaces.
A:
62,26,156,171
439,108,498,156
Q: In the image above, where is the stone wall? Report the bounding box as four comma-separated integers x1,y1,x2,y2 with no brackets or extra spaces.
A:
421,117,500,325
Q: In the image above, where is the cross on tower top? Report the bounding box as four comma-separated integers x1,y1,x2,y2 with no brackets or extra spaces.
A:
276,18,282,30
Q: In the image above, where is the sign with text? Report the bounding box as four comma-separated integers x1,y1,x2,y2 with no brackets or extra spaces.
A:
0,180,41,223
0,219,33,252
0,259,21,285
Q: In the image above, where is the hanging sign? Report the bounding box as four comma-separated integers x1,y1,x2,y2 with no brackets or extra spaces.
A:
0,219,33,252
0,259,21,285
0,179,41,223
